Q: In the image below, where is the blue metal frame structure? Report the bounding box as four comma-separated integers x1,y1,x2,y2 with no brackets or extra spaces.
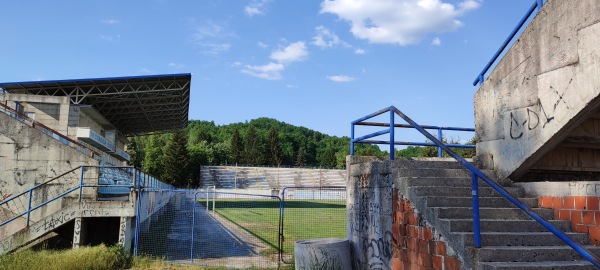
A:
350,106,600,267
473,0,546,86
351,106,475,159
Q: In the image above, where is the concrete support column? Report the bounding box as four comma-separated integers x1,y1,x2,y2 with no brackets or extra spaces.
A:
72,217,85,249
57,97,70,135
347,158,394,269
118,216,135,252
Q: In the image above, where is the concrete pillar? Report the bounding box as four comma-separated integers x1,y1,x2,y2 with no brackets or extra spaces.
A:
118,216,135,252
347,158,394,269
72,217,85,249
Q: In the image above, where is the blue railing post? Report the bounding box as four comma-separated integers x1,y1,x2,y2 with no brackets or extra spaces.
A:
390,108,395,160
471,172,481,248
79,166,85,202
350,124,355,155
437,128,443,157
134,189,142,256
26,189,33,226
537,0,544,11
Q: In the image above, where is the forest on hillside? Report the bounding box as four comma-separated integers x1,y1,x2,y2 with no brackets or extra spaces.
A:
126,117,475,187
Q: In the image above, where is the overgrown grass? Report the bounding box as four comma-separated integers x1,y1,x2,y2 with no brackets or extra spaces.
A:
0,245,291,269
0,244,131,270
200,199,346,256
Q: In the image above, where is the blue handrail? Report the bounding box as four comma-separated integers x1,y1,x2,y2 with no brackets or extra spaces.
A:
473,0,545,86
351,106,600,268
351,107,475,159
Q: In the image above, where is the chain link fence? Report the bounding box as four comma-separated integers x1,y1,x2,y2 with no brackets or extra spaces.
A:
135,189,282,269
280,186,347,263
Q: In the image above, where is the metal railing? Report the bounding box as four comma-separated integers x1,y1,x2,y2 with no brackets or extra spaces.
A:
350,106,600,268
0,165,172,230
351,106,475,159
473,0,546,86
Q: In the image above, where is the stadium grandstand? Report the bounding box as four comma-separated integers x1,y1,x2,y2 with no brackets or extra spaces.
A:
0,74,189,253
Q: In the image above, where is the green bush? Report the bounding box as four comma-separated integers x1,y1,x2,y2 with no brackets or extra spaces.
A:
0,245,132,270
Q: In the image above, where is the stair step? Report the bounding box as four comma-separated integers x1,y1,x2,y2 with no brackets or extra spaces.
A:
392,159,467,169
478,260,597,270
403,177,472,187
396,168,471,178
425,196,538,208
457,232,590,246
445,219,571,232
476,245,600,262
434,207,554,220
408,186,525,197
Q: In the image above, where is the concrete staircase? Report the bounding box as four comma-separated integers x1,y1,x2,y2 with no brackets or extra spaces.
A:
396,159,599,269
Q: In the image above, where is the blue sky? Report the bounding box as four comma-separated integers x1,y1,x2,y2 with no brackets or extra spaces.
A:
0,0,534,143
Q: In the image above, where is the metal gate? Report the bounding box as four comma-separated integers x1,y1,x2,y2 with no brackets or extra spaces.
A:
134,189,282,269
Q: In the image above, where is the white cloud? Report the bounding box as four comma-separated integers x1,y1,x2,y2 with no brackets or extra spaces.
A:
101,19,120,25
99,34,121,42
168,63,186,69
139,68,154,74
245,0,271,17
257,41,268,48
327,75,356,82
241,62,285,80
431,37,441,46
320,0,482,45
354,48,366,54
286,84,299,88
270,42,309,63
190,22,233,55
312,26,342,48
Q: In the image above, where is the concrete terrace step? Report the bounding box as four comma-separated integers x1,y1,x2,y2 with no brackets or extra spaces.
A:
407,186,525,197
425,196,539,208
403,177,472,187
396,168,472,178
391,159,468,170
475,245,600,262
433,207,554,220
456,232,590,246
444,219,571,233
478,260,597,270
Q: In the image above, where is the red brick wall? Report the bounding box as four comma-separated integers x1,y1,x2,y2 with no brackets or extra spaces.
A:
538,195,600,245
392,190,461,270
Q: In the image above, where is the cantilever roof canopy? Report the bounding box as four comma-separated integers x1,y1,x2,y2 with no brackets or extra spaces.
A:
0,73,191,135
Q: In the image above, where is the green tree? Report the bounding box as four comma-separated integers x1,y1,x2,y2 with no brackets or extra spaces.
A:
126,137,144,168
244,126,262,165
188,142,210,187
163,130,190,187
230,128,243,164
321,147,337,167
267,126,282,166
296,146,306,167
143,135,166,178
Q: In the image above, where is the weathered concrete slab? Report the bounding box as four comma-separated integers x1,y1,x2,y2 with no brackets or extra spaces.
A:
474,0,600,180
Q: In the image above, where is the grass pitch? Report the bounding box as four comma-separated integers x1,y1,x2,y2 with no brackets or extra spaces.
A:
199,198,346,256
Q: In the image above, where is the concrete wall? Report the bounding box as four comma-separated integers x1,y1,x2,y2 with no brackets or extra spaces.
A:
1,94,70,135
346,156,461,269
0,111,98,198
474,0,600,180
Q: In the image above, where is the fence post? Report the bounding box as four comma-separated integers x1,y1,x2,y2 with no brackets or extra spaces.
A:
191,192,197,263
26,189,33,226
471,172,481,248
390,108,395,160
437,128,443,157
79,166,85,202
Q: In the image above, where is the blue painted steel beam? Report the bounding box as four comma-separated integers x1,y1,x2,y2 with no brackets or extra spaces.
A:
356,121,475,132
354,140,475,149
351,107,391,125
472,1,540,86
351,129,391,143
390,106,600,268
